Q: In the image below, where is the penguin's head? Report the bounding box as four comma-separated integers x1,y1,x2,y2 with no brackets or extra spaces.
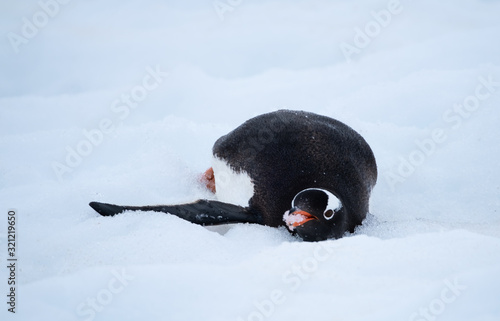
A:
283,188,343,241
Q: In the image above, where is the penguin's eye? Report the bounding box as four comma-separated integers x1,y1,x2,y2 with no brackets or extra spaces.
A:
323,209,334,220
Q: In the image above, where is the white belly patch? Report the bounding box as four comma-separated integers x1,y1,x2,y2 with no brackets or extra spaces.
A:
212,156,255,207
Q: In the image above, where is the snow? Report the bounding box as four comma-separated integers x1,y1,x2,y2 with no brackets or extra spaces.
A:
1,0,500,320
283,210,304,230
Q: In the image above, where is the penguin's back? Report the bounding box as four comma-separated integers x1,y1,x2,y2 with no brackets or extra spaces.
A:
213,110,377,228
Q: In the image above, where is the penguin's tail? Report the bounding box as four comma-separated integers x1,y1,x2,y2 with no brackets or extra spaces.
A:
89,200,262,226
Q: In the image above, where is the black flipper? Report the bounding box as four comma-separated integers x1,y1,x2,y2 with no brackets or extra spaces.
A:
89,200,263,226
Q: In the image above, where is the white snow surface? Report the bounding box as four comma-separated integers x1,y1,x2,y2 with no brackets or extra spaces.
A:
1,0,500,320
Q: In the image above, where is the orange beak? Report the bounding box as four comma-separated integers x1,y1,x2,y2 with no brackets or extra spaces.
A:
290,210,317,227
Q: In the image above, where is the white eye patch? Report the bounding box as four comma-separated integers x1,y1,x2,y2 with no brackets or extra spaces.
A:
292,188,342,217
322,188,341,212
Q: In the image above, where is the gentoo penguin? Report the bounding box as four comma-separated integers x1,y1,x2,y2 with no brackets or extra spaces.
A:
89,110,377,241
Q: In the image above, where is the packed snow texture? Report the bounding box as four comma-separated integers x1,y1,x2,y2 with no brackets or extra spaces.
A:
1,0,500,320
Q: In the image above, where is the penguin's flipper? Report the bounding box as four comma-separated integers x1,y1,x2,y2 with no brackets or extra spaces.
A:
89,202,127,217
89,200,263,225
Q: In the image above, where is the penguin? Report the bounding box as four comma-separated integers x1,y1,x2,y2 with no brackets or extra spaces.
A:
89,110,377,241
